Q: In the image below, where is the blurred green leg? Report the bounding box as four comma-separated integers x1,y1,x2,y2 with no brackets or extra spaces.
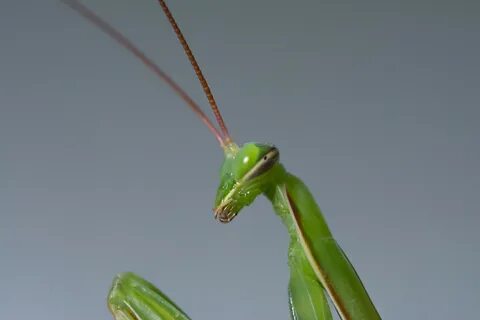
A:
288,241,333,320
108,272,191,320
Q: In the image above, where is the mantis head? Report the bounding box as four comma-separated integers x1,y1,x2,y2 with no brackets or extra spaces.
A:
214,142,280,223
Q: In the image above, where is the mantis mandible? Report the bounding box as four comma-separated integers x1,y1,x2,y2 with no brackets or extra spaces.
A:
61,1,382,319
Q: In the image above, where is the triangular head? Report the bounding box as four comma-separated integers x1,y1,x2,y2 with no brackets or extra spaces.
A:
214,142,281,223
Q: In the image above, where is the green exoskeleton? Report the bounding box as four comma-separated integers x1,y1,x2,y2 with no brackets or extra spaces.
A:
62,1,382,319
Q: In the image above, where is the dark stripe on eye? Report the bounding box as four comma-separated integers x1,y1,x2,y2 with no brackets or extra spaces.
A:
247,148,279,180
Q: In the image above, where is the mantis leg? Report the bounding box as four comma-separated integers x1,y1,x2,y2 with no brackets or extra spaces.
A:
108,272,191,320
282,175,381,320
288,240,333,320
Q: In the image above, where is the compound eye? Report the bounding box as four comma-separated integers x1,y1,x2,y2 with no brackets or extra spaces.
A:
246,147,279,180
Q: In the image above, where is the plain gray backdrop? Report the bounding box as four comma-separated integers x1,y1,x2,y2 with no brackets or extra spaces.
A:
1,0,479,319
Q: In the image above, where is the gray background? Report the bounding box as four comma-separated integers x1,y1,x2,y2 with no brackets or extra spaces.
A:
1,0,479,319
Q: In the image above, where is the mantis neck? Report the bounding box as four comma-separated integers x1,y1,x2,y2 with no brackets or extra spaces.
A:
264,164,332,241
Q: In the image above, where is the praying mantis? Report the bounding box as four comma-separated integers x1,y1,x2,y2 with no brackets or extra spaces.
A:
62,1,382,319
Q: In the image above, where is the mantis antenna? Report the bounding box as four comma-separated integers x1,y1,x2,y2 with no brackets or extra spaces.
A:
157,0,233,145
60,0,229,148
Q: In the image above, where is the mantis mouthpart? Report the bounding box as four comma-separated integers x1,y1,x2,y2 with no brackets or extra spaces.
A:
61,0,382,319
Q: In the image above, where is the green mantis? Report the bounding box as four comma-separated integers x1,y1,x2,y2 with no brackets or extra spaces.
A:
62,1,382,319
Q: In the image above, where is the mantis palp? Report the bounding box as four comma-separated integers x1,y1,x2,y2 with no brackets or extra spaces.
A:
62,1,382,319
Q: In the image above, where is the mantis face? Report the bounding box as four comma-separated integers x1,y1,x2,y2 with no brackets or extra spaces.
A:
214,142,280,223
